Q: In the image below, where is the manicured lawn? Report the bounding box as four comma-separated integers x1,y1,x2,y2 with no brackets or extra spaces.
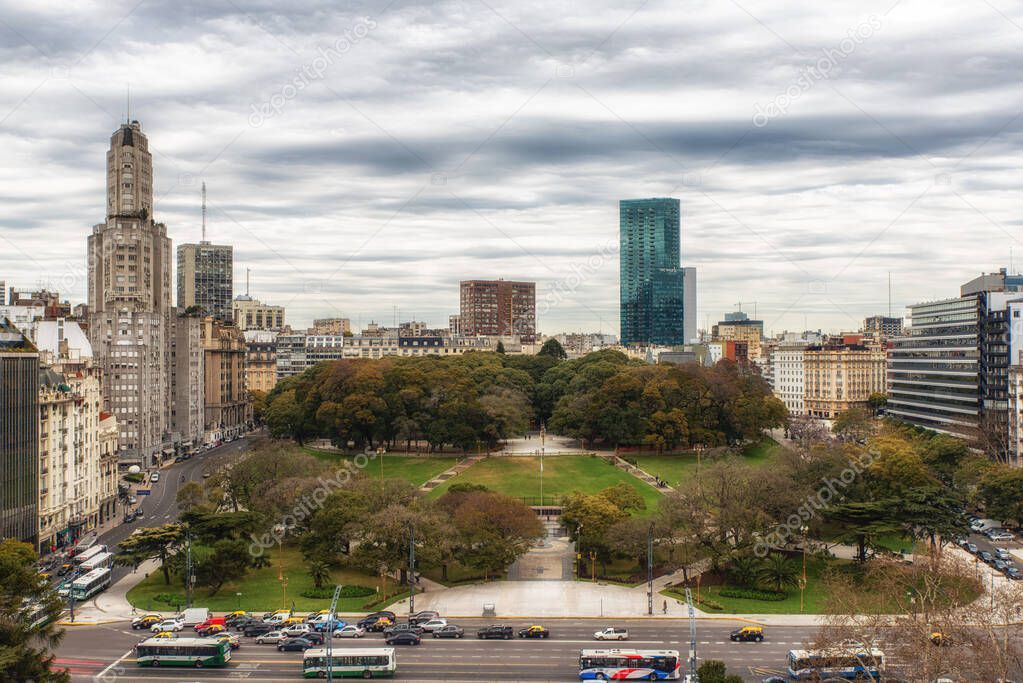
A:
304,449,457,487
126,545,404,613
425,455,662,514
632,437,784,488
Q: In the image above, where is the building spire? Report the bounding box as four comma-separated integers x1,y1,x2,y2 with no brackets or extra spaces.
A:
201,181,207,242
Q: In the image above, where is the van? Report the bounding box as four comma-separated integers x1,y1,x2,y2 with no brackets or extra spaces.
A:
179,607,210,626
195,616,226,631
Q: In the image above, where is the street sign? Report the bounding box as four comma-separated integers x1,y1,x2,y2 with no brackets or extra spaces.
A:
136,490,151,496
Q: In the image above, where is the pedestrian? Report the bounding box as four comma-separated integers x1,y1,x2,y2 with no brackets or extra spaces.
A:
662,600,668,615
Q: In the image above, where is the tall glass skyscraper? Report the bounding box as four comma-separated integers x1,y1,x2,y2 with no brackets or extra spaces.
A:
619,198,688,346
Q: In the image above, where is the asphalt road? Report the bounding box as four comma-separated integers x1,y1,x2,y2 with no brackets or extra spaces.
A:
55,618,810,682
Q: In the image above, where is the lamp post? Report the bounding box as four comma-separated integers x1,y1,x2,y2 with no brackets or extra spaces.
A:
377,446,384,494
800,525,809,613
539,422,546,508
278,565,288,610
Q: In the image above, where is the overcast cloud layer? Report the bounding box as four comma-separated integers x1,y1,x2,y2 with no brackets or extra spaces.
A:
1,0,1022,335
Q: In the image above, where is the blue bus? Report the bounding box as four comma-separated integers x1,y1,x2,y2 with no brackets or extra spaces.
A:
579,649,681,680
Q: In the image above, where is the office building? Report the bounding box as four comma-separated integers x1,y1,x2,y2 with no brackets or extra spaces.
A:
233,295,285,331
863,315,903,340
201,317,250,443
87,121,173,466
682,267,697,344
804,339,886,419
460,279,536,343
619,198,691,346
311,318,351,336
177,241,233,321
713,311,765,361
0,319,39,546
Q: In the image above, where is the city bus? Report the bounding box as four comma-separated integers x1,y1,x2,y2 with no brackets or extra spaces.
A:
70,567,111,601
787,648,885,680
80,551,114,572
302,647,397,678
579,649,682,680
135,637,232,668
72,544,107,566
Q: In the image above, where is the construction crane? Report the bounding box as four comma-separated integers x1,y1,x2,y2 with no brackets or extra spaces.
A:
324,584,342,679
685,587,700,682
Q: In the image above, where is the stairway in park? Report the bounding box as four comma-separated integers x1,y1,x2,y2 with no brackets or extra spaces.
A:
611,454,675,492
418,455,484,493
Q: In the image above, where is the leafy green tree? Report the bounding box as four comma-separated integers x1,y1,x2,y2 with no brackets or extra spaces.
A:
265,389,313,443
833,406,872,441
979,467,1023,525
307,559,331,589
867,392,888,415
0,539,68,682
446,491,543,578
756,553,800,593
193,539,252,596
697,659,744,683
495,340,505,354
538,338,567,360
727,554,761,589
114,524,184,584
176,481,210,514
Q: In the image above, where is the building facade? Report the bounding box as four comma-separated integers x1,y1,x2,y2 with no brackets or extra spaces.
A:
233,295,285,331
863,315,903,340
201,317,249,443
804,341,886,419
0,319,39,546
713,312,765,361
619,198,691,346
243,330,278,393
177,241,233,321
311,318,351,335
170,311,204,448
771,342,807,415
459,279,536,343
87,121,173,466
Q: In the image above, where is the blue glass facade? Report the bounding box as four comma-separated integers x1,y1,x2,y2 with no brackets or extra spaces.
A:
620,198,686,346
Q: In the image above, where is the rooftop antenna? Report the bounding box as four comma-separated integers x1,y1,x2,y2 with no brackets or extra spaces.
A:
201,181,207,242
246,268,250,297
126,83,130,122
888,271,892,318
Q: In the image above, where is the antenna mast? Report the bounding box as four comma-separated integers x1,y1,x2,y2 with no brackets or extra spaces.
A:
201,181,207,242
246,268,250,297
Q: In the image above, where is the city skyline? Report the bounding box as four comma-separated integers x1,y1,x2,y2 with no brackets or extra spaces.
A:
2,1,1023,335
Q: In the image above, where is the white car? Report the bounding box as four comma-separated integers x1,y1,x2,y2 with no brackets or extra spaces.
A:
150,619,183,633
282,623,312,637
333,624,366,638
150,472,160,483
594,627,629,641
255,630,285,644
419,618,448,633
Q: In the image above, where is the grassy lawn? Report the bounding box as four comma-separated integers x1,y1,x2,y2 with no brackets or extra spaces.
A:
303,449,457,487
632,437,784,488
425,455,662,515
126,545,405,613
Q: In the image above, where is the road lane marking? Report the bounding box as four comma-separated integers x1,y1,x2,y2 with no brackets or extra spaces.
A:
94,648,133,681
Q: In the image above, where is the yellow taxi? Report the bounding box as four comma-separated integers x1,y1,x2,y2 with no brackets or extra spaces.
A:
151,631,177,639
131,614,164,630
283,616,306,625
213,631,241,650
198,623,226,636
930,631,950,646
226,610,248,619
729,626,765,642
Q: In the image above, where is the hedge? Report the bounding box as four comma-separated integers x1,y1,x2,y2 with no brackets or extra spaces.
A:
718,587,787,601
299,585,375,600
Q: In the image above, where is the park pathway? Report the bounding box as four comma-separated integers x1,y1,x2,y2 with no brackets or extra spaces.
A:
611,454,676,492
507,519,574,581
418,455,484,493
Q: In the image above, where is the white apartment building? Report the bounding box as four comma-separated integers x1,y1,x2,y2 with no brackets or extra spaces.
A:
771,343,807,415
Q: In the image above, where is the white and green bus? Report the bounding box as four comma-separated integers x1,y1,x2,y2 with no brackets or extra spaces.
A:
70,567,111,601
135,637,232,668
302,647,397,678
80,551,114,573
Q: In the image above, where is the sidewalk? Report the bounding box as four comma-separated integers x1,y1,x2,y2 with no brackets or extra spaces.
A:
59,558,161,625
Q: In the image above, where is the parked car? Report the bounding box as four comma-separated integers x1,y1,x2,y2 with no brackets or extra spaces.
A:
1006,567,1022,580
996,548,1012,561
477,625,514,640
432,624,464,639
150,472,160,483
994,559,1009,572
242,623,276,637
278,637,313,652
418,618,448,633
332,624,366,638
966,543,979,554
593,627,629,641
150,619,184,633
385,631,421,646
282,623,312,638
990,531,1016,542
730,626,765,642
518,625,550,639
409,610,440,625
255,631,285,645
979,551,994,564
131,614,163,630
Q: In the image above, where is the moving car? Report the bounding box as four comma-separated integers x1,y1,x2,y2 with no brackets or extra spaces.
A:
432,625,464,639
150,472,160,483
196,624,226,637
242,623,275,637
278,637,313,652
385,631,421,646
131,614,163,630
212,632,241,650
255,631,285,645
477,625,514,640
332,624,366,638
366,616,393,633
409,610,440,625
418,618,448,633
383,622,423,638
357,611,397,629
150,619,184,633
282,623,312,638
150,631,176,640
593,626,629,641
730,626,765,642
518,625,550,639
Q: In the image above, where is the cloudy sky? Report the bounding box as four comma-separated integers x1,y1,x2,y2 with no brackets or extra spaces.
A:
1,0,1022,336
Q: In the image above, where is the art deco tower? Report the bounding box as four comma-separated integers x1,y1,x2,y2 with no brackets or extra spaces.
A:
87,121,173,465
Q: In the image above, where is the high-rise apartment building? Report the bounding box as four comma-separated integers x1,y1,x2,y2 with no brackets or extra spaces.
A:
459,279,536,343
713,311,765,361
243,330,278,393
233,295,285,331
619,198,691,346
0,319,39,547
87,121,173,466
863,315,903,340
311,318,351,336
682,267,698,343
177,241,233,321
804,340,887,419
201,317,249,443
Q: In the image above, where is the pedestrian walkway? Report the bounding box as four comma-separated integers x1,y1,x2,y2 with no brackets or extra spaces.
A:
419,455,484,493
507,520,573,581
60,558,161,625
610,454,675,492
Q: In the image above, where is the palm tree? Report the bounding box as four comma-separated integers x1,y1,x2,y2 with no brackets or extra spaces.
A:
307,560,331,589
727,554,761,589
756,554,800,593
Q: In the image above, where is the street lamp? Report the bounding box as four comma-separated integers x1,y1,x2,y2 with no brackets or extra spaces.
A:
799,525,809,613
539,422,546,508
